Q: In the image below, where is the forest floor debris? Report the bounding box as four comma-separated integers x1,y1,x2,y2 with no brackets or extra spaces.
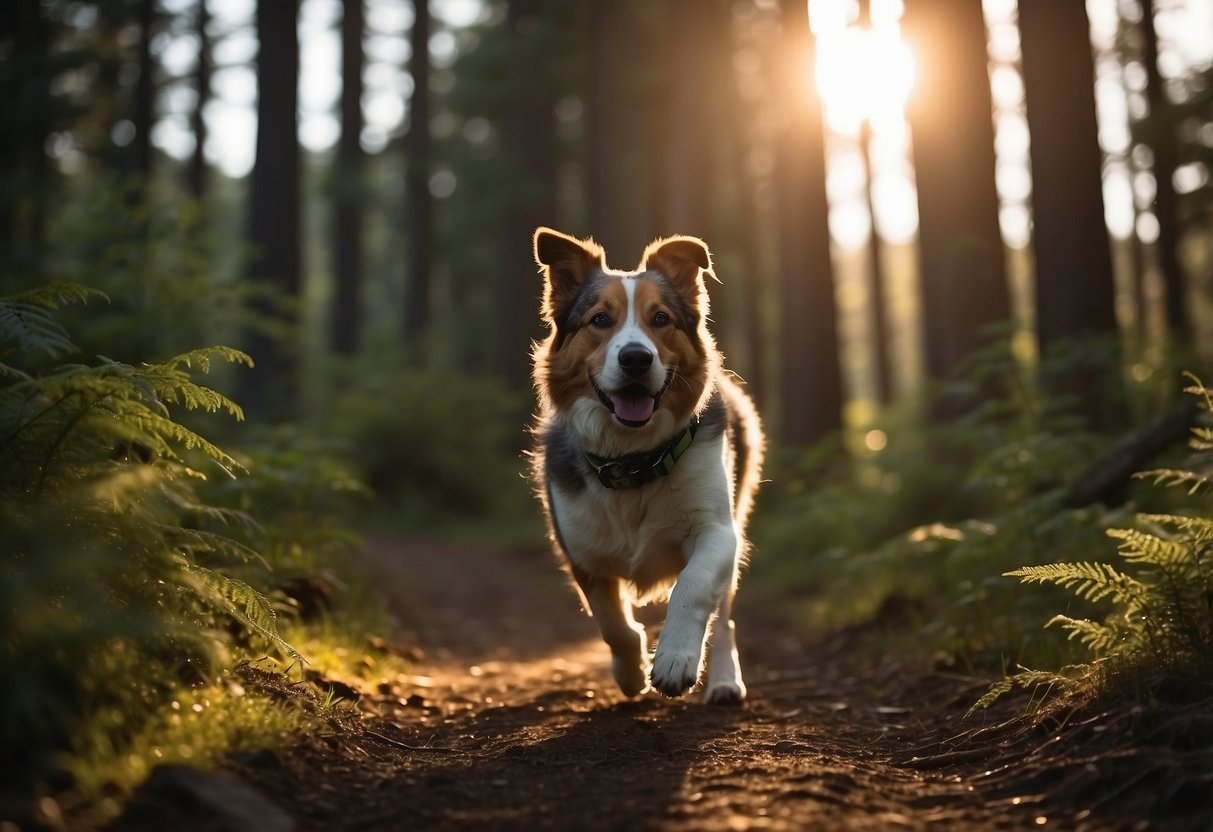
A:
107,537,1213,832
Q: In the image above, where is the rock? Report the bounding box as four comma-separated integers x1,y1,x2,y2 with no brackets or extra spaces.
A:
106,764,293,832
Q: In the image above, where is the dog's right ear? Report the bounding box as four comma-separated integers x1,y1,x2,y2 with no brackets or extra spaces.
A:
534,227,605,320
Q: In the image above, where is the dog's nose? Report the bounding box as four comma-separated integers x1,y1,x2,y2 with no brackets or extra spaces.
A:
618,343,653,377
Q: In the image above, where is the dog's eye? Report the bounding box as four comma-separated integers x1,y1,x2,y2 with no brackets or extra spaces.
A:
590,312,612,328
652,311,670,327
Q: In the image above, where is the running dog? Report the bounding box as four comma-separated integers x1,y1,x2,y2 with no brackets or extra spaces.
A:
529,227,764,704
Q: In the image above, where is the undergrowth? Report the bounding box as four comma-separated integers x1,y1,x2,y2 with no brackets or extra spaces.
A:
0,282,398,827
973,374,1213,711
751,333,1131,670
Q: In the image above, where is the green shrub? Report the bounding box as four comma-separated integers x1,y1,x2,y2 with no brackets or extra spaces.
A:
974,374,1213,711
0,283,299,789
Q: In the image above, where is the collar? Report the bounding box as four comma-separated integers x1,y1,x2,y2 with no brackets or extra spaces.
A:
583,417,699,489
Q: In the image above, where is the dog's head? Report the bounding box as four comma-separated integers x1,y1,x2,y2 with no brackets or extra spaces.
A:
532,227,719,448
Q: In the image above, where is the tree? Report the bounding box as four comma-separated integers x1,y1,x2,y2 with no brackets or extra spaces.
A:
0,2,54,268
774,0,844,444
241,0,301,421
587,1,647,262
902,0,1009,382
661,0,725,240
1019,0,1120,425
130,0,156,181
1018,0,1116,347
492,0,557,388
1138,0,1187,341
332,0,365,355
402,0,432,349
188,0,212,199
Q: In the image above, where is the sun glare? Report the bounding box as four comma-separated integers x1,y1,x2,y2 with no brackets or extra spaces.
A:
814,20,914,136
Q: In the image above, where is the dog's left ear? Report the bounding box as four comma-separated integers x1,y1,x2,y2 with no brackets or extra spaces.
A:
534,227,605,320
640,236,713,290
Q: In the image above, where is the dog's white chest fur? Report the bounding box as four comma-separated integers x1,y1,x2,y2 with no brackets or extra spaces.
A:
549,432,732,600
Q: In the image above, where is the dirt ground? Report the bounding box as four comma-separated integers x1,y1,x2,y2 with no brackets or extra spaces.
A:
118,536,1213,831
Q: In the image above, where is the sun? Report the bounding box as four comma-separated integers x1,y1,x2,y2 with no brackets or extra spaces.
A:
815,24,915,136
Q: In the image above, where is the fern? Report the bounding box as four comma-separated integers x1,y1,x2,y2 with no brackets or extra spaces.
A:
0,284,107,365
181,563,305,665
976,375,1213,711
1045,614,1123,653
1006,561,1146,607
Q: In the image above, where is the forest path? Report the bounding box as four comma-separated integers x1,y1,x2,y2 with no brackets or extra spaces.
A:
221,536,1206,832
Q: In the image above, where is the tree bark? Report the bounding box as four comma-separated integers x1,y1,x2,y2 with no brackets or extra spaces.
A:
1019,0,1117,346
1139,0,1187,342
188,0,212,199
402,0,432,350
1019,0,1120,424
492,0,555,389
241,0,302,421
332,0,365,355
775,0,845,444
902,0,1009,382
131,0,155,180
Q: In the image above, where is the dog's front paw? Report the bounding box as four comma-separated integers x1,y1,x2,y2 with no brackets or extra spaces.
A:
650,646,703,698
612,655,651,697
704,680,747,706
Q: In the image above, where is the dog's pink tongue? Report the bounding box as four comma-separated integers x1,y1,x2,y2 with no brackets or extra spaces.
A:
612,393,655,423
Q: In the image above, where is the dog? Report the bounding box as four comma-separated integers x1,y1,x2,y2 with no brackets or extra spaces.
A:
529,227,764,704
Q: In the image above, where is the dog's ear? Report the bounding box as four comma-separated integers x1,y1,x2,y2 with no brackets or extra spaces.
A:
640,236,713,291
534,227,605,318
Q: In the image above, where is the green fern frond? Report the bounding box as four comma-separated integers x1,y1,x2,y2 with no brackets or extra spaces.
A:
151,346,253,374
181,562,305,664
1135,513,1213,545
1006,561,1146,607
1106,527,1192,568
1136,467,1210,495
0,282,108,309
1181,371,1212,413
1,303,78,360
968,668,1078,716
1046,614,1122,653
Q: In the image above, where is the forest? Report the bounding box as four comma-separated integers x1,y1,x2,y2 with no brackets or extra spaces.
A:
2,0,1213,829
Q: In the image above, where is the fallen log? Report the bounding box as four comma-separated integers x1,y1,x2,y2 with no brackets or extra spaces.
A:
1065,401,1199,508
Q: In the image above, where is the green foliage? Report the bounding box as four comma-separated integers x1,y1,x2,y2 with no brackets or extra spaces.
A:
979,375,1213,710
751,332,1124,666
315,353,539,540
0,283,304,789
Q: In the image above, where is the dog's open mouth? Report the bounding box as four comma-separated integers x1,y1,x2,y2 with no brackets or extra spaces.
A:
591,376,659,428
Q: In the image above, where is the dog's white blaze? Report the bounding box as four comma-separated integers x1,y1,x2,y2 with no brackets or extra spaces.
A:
600,278,665,394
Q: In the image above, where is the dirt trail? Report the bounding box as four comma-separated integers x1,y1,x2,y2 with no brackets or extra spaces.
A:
212,538,1212,831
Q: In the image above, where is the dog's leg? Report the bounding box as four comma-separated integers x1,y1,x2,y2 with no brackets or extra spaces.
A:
703,569,746,705
584,577,650,696
650,523,737,698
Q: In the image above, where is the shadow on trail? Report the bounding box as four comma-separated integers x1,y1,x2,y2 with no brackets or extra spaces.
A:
371,698,744,831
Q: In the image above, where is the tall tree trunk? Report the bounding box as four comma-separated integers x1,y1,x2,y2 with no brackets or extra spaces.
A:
402,0,432,350
493,0,555,389
130,0,155,181
1,1,51,263
775,0,844,444
241,0,301,421
1019,0,1119,423
859,119,894,405
189,0,212,199
587,1,635,262
1139,0,1187,342
902,0,1009,383
332,0,364,355
1019,1,1116,344
662,0,720,240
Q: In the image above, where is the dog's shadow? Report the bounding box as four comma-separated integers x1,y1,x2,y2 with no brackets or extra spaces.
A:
387,692,743,830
